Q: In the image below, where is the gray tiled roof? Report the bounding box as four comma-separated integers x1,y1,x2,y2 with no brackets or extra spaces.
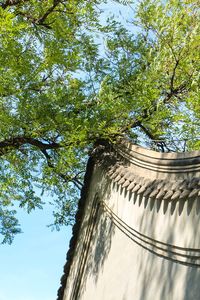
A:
107,164,200,200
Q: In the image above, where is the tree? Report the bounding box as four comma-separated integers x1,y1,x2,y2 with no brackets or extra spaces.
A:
0,0,199,243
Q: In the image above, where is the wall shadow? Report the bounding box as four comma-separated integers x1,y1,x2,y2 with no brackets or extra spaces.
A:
70,160,200,300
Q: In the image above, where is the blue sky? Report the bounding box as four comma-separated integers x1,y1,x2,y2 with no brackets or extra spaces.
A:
0,3,134,300
0,204,71,300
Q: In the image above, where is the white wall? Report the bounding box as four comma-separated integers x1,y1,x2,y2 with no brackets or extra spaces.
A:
63,150,200,300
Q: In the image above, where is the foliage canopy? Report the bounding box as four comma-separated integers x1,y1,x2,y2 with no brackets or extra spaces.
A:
0,0,199,243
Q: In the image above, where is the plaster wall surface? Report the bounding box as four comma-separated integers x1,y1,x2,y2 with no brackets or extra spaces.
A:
63,164,200,300
63,147,200,300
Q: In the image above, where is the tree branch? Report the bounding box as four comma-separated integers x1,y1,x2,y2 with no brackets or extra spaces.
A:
0,0,29,9
40,148,83,190
163,82,187,103
0,136,60,156
170,59,179,93
1,0,64,29
36,0,62,26
0,135,83,189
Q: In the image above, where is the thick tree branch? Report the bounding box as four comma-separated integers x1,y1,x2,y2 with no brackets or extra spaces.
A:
40,149,54,168
137,122,156,140
0,136,83,189
36,0,62,26
0,136,60,156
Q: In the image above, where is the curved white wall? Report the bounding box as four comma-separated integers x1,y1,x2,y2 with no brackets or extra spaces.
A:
62,143,200,300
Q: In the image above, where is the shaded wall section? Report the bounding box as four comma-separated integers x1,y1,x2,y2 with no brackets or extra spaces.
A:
59,142,200,300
